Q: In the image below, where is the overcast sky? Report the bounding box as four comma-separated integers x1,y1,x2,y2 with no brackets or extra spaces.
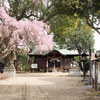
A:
94,32,100,51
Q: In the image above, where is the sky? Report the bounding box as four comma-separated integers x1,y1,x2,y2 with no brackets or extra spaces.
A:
94,32,100,51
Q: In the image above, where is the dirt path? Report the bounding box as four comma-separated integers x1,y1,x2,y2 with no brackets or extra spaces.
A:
0,72,100,100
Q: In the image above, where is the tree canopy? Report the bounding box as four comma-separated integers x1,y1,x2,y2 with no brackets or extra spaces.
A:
53,0,100,34
0,0,97,60
51,15,94,54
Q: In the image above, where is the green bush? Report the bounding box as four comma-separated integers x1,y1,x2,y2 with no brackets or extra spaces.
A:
25,65,29,71
17,54,29,71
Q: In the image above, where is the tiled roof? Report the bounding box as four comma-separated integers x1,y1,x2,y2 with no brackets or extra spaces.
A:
58,49,79,55
29,48,79,56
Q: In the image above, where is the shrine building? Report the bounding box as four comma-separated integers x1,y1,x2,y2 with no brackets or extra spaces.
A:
29,49,79,72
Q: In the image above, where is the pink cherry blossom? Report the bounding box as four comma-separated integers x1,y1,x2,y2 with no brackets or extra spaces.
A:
0,7,55,60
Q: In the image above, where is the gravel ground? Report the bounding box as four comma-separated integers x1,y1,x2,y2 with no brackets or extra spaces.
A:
0,72,100,100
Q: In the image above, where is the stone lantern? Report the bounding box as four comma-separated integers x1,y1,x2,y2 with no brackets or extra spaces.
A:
81,52,88,80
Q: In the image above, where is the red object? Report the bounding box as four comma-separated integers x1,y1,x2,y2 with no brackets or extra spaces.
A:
0,73,7,80
46,61,48,67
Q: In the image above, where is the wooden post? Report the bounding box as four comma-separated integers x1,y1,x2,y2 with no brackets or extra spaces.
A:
95,62,97,91
83,61,86,80
92,62,95,88
98,62,100,91
59,57,62,72
97,62,100,91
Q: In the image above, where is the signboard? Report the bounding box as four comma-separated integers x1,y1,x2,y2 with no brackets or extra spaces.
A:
31,64,38,69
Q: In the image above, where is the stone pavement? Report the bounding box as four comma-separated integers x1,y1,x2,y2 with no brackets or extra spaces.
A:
0,72,100,100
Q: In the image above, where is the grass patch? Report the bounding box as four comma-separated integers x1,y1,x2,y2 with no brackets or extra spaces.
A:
92,91,100,96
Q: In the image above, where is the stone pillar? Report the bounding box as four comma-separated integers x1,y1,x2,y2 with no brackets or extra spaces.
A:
4,61,16,77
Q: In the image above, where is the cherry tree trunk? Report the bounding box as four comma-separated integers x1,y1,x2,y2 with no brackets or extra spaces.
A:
3,52,16,77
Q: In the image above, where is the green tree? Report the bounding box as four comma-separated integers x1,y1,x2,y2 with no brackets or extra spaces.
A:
53,0,100,34
6,0,58,22
65,20,94,55
7,0,40,20
51,15,94,55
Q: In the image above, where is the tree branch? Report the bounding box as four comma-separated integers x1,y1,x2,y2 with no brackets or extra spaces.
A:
85,16,100,35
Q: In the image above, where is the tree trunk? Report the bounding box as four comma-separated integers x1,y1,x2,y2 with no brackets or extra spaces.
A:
4,51,14,67
0,0,1,7
77,49,82,61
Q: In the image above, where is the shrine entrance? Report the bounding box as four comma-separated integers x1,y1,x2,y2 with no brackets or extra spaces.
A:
47,57,61,72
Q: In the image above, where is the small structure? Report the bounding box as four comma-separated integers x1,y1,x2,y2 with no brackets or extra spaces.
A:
3,52,16,77
4,61,16,77
69,61,81,76
29,49,79,72
92,57,100,91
